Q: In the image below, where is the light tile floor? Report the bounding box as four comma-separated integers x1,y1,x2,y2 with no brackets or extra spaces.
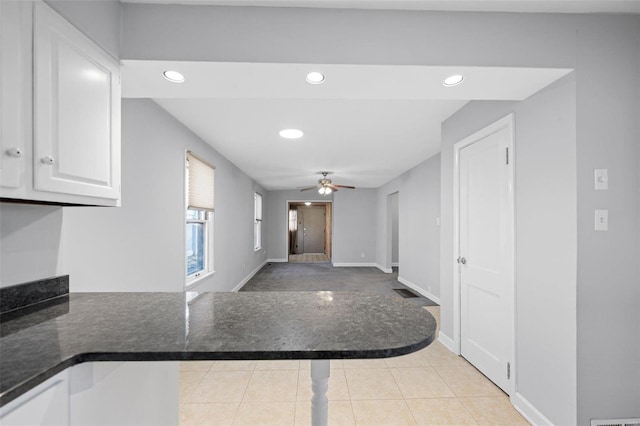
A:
180,306,530,425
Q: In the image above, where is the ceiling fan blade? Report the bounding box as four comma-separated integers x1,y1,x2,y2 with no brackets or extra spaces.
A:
298,186,318,192
333,184,356,189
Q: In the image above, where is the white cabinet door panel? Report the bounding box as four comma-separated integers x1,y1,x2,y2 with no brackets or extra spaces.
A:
70,362,179,426
0,1,30,189
33,2,120,200
0,370,70,426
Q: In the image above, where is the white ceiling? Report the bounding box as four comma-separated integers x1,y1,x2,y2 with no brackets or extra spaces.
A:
122,61,571,189
122,0,640,14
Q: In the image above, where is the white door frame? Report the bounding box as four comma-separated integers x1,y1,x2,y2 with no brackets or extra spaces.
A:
384,191,399,273
452,113,516,395
285,200,333,261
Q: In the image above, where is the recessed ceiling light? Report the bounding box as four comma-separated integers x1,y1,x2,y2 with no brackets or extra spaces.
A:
306,71,325,85
443,74,464,87
305,202,312,206
162,70,185,83
279,129,304,139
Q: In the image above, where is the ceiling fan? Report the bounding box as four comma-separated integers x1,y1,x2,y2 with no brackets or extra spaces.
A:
298,172,355,195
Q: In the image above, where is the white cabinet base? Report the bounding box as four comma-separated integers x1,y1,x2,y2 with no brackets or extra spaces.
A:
69,362,179,426
0,370,69,426
0,362,179,426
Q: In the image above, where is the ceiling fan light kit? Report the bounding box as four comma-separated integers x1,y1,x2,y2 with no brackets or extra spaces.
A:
298,172,356,196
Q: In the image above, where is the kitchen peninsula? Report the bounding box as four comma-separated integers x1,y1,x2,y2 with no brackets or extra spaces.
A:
0,288,437,425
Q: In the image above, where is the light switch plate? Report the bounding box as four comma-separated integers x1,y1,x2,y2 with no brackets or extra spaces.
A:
594,169,608,190
595,209,608,231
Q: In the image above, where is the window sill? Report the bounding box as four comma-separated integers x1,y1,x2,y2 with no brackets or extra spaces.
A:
185,270,215,290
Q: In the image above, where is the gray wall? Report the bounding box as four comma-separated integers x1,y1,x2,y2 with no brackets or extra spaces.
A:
121,5,577,68
62,99,266,292
331,189,377,264
0,204,63,287
575,16,640,422
442,75,577,424
264,189,332,261
377,155,441,299
45,0,121,59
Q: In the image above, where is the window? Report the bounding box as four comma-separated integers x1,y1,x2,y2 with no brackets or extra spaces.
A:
254,192,263,250
186,151,214,285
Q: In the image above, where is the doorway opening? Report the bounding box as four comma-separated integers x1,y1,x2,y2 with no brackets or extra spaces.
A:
287,201,332,263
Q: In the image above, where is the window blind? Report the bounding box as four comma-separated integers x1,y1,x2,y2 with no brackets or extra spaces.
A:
187,151,214,212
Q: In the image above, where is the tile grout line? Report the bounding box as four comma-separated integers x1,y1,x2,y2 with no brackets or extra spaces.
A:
458,396,485,426
231,366,256,425
228,401,242,426
387,364,420,426
339,363,357,426
293,363,301,426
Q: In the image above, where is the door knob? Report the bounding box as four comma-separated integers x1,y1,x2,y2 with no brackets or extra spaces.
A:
460,257,467,265
41,156,55,165
6,148,22,158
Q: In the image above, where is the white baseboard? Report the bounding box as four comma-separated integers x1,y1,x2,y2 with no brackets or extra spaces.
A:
511,392,553,426
266,258,288,263
397,276,441,305
437,331,457,353
232,260,268,292
332,262,377,267
391,262,399,267
376,264,393,273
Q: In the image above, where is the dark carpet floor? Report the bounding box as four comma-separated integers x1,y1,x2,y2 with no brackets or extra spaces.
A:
240,262,438,307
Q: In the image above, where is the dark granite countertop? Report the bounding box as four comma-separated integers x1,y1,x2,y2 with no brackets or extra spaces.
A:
0,291,437,407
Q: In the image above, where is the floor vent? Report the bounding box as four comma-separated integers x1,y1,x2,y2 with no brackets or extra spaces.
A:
393,288,419,298
591,418,640,426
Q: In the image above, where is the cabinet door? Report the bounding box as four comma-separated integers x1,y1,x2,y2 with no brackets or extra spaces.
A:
0,370,69,426
70,362,179,426
1,1,30,189
33,2,120,200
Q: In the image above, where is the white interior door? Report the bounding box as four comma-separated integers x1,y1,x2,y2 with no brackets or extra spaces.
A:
458,116,513,394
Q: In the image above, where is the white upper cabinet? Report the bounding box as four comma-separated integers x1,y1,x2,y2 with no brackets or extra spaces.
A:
33,2,120,201
0,1,30,190
0,1,121,206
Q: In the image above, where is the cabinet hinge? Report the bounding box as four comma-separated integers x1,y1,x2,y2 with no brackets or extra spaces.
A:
507,362,511,379
506,147,509,165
